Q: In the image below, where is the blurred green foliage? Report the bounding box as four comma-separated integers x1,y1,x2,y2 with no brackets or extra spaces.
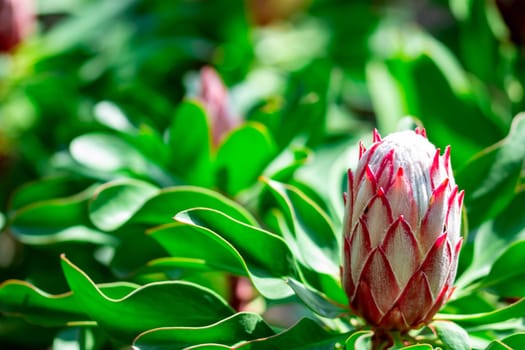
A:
1,0,525,349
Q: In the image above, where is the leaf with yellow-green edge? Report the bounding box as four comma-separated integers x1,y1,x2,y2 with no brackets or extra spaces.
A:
344,330,373,350
215,122,276,195
132,312,275,350
0,280,88,327
88,178,159,231
437,297,525,325
148,223,246,277
263,179,339,276
60,255,234,342
172,208,297,299
9,184,116,246
127,186,258,228
484,333,525,350
236,317,350,349
0,278,138,327
9,176,93,211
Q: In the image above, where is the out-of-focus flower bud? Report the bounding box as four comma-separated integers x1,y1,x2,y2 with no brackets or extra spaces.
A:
198,66,240,147
246,0,308,26
342,128,463,331
0,0,34,53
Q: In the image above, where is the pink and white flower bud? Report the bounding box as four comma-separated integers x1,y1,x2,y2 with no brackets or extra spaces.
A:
198,66,240,147
0,0,34,53
342,128,463,331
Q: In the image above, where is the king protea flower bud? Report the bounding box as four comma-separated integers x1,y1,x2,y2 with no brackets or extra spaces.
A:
342,128,463,331
0,0,34,53
198,66,240,147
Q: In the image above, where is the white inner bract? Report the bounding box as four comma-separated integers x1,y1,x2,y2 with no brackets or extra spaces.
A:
366,131,439,219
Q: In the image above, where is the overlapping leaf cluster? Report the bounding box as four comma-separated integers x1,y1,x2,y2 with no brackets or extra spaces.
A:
1,0,525,349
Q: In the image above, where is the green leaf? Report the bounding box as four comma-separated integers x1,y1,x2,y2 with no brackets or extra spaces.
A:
262,146,312,182
237,317,350,349
287,278,348,318
61,255,234,342
132,312,275,350
0,280,87,327
174,208,297,299
148,223,246,277
94,101,136,133
69,132,175,186
437,297,525,325
433,320,470,350
292,136,361,229
9,176,93,211
366,24,504,166
52,326,108,350
216,123,276,195
485,333,525,350
89,179,159,231
167,100,213,187
9,185,116,246
481,240,525,297
455,190,525,291
344,330,372,350
0,278,141,327
264,180,339,276
129,186,258,228
457,114,525,229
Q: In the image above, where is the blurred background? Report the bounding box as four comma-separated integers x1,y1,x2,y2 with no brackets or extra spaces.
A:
1,0,525,347
1,0,524,203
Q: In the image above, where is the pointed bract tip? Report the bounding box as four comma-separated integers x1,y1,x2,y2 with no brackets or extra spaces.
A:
458,190,465,207
359,141,366,159
429,178,449,205
343,192,348,205
415,127,427,138
444,145,451,170
373,128,382,143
